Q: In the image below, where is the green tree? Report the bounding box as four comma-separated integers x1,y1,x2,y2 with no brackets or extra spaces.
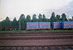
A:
38,14,43,22
0,21,3,31
3,17,11,30
0,20,5,31
32,14,37,22
72,16,73,21
12,17,18,30
26,15,31,22
50,12,56,22
18,14,26,30
55,15,61,22
61,13,68,22
42,14,47,22
69,16,73,21
19,14,26,21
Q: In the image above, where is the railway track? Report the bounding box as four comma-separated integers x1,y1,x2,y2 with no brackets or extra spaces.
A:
0,32,73,50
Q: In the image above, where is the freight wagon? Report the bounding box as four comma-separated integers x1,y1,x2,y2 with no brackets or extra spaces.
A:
26,22,50,30
63,21,73,29
26,21,73,30
26,22,39,30
53,22,61,29
39,22,50,30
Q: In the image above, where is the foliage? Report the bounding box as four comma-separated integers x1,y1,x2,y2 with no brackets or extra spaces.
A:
50,12,56,22
42,14,48,22
61,13,68,22
26,15,31,22
18,14,26,30
11,17,19,30
32,14,37,22
55,15,61,22
38,14,43,22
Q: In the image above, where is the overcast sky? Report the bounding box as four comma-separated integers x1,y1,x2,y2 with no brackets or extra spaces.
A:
0,0,73,21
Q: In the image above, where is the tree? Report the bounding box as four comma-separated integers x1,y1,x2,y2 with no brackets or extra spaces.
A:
19,14,25,21
55,15,61,22
38,14,43,22
26,15,31,22
72,16,73,21
32,14,37,22
50,12,56,22
12,17,18,30
61,13,68,22
42,14,47,22
18,14,26,30
69,16,73,21
69,18,72,21
0,20,5,31
3,17,11,30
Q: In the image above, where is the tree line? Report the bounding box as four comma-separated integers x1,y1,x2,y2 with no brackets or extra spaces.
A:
0,12,73,31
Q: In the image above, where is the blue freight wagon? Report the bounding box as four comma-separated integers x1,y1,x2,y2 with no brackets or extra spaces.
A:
53,22,61,29
63,21,73,29
26,22,39,30
26,22,51,30
39,22,50,30
26,21,73,30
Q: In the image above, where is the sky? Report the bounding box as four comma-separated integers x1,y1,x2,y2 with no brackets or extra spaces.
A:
0,0,73,21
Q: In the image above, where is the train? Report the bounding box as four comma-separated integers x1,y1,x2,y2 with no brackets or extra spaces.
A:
26,21,73,30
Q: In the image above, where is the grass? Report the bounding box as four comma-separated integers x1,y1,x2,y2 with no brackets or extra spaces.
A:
0,29,73,33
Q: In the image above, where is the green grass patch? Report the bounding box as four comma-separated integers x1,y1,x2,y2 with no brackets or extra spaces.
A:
0,29,73,33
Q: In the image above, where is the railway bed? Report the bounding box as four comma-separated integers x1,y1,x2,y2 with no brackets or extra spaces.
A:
0,32,73,50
